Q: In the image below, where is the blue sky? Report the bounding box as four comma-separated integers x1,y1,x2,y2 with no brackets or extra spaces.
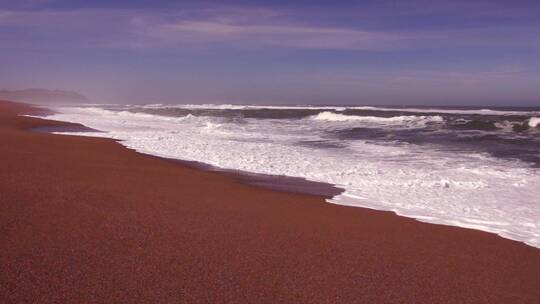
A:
1,0,539,105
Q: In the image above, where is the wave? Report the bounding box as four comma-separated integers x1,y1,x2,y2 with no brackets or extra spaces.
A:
51,106,210,126
98,107,199,120
310,111,444,126
132,104,540,116
511,118,539,132
73,106,540,135
452,117,540,132
139,104,347,111
529,117,540,128
337,106,540,116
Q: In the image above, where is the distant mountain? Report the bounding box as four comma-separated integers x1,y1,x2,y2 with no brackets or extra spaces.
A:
0,89,89,104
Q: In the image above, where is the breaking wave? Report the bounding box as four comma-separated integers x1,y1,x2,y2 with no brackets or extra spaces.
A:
134,104,540,116
529,117,540,128
310,111,444,127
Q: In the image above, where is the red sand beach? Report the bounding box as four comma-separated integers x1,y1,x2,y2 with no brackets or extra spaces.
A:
1,100,539,303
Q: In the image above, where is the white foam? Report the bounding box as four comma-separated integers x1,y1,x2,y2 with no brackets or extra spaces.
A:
529,117,540,128
42,106,540,249
310,111,444,127
139,104,347,111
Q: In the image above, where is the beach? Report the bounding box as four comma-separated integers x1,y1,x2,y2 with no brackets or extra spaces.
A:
1,100,539,303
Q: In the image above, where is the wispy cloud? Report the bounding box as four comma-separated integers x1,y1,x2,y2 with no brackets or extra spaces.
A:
0,8,404,50
139,20,425,50
0,6,538,51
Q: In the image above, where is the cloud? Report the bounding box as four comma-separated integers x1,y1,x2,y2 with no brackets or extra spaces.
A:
0,5,538,51
140,20,423,50
0,7,423,51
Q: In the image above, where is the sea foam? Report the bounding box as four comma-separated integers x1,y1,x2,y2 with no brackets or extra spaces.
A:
529,117,540,128
311,111,444,127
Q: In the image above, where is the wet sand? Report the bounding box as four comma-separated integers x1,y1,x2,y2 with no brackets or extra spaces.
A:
1,100,539,303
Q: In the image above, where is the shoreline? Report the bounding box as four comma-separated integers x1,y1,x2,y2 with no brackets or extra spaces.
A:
37,105,540,249
33,119,344,199
1,100,539,303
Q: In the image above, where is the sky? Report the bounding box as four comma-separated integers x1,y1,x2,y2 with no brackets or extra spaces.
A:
0,0,539,106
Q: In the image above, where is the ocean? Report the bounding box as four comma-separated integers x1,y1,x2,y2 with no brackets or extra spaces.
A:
41,104,540,248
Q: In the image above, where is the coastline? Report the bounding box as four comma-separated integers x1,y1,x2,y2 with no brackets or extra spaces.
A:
32,117,344,199
42,104,540,248
1,100,539,303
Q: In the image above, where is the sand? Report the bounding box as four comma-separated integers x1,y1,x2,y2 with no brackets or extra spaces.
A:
1,100,539,303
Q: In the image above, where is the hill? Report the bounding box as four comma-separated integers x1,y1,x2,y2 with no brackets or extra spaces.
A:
0,89,89,104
